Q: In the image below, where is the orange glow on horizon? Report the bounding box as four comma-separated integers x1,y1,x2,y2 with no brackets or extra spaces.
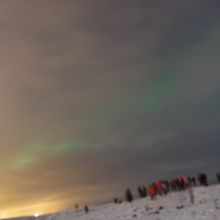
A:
0,200,66,219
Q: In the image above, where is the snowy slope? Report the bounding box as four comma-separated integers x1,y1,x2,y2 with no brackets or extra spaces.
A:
30,185,220,220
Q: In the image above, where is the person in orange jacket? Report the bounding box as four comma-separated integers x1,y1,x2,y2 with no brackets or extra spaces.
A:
147,183,157,199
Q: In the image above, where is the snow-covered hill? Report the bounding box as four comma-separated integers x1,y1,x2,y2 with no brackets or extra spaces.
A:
17,184,220,220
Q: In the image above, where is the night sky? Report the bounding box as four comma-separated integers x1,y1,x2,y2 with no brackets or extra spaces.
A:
1,0,220,218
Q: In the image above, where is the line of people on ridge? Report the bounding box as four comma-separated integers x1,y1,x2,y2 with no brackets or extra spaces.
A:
147,173,208,199
122,173,209,203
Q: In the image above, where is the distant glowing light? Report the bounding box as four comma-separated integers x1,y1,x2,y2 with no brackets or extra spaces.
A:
0,212,8,219
34,213,39,218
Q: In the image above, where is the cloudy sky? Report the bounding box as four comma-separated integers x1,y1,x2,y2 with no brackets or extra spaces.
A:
1,0,220,218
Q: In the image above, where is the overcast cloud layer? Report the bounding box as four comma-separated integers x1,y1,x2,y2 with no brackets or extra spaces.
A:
0,0,220,217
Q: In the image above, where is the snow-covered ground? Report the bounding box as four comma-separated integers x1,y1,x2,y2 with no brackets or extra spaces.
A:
19,184,220,220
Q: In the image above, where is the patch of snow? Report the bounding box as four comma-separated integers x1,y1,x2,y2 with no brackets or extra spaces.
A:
16,184,220,220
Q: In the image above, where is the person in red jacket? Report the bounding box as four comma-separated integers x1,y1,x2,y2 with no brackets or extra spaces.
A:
156,182,163,195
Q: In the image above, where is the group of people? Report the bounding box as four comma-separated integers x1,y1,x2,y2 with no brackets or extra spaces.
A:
145,173,208,199
147,181,168,199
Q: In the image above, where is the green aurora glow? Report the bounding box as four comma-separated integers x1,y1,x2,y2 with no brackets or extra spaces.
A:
11,141,87,168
